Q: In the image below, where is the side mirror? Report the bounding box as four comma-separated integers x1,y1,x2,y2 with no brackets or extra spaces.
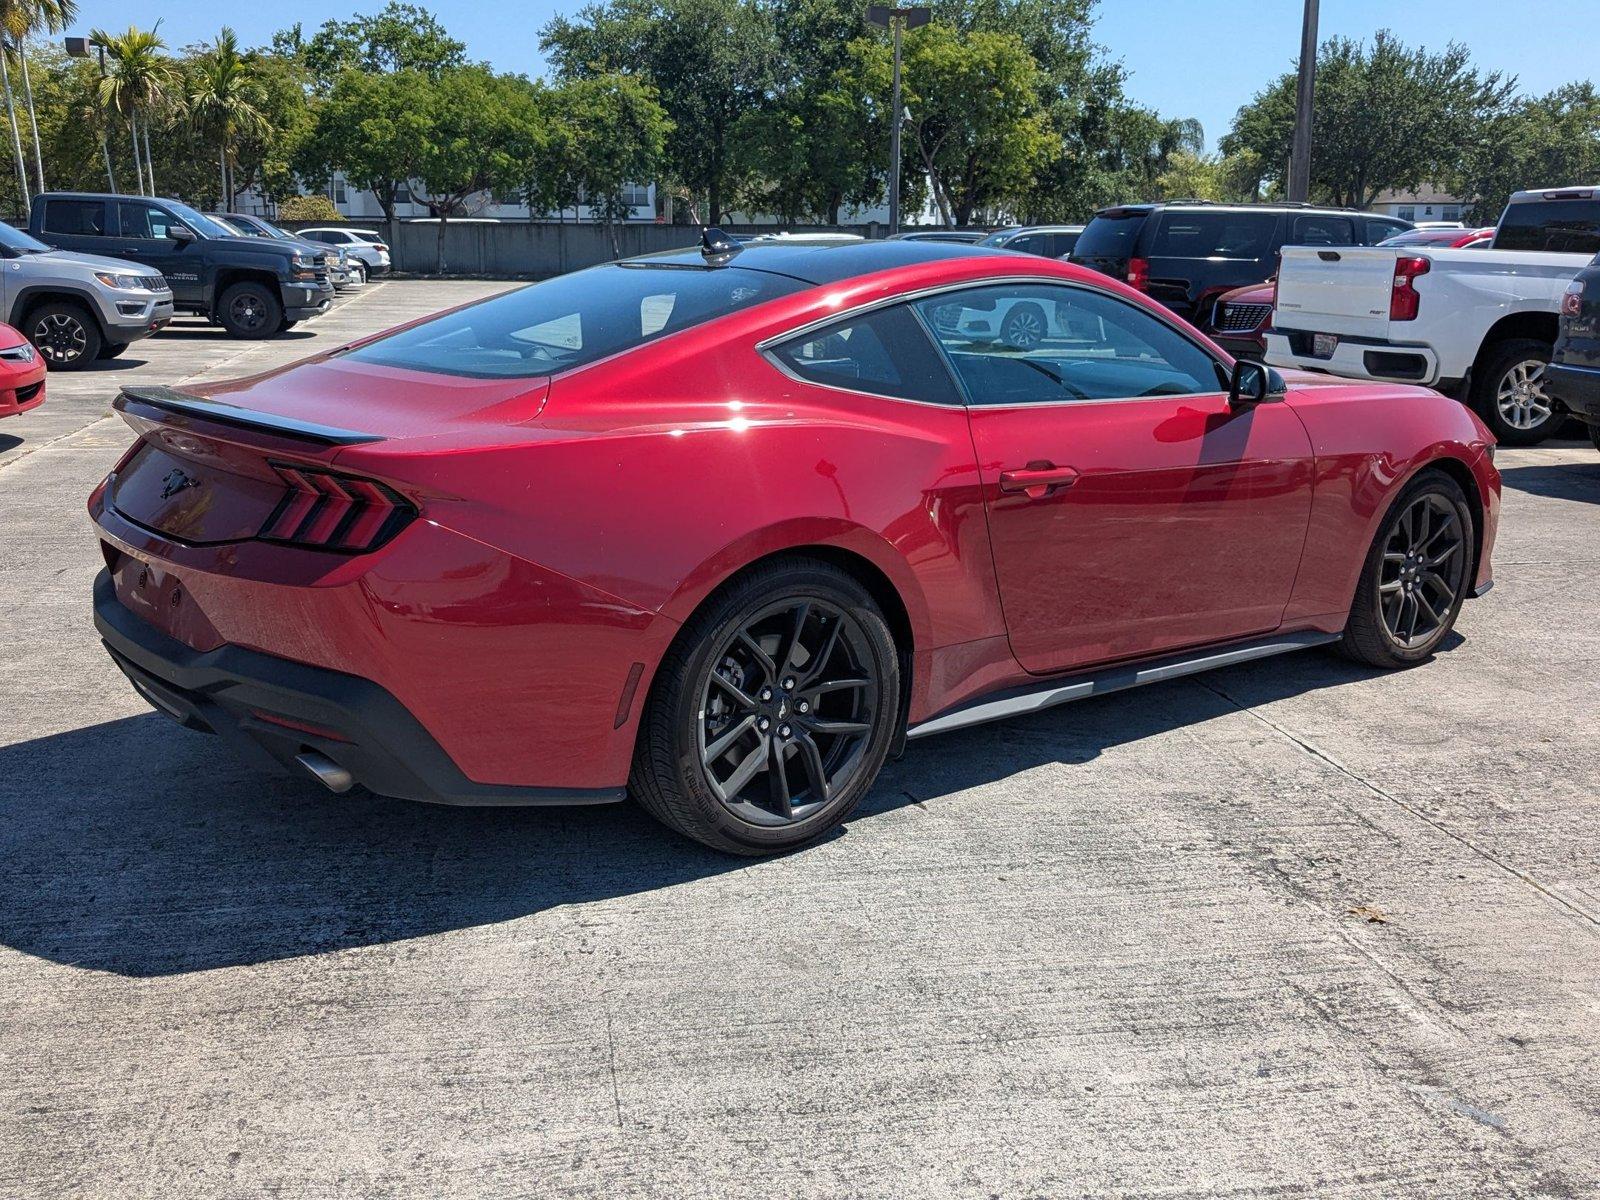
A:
169,225,196,244
1227,359,1286,408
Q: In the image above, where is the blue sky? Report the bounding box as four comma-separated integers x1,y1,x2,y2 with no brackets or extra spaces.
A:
58,0,1593,150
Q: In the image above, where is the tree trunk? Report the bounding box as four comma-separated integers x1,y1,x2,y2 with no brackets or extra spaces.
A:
143,122,156,195
0,52,28,211
220,148,228,210
18,46,43,193
436,209,447,274
708,180,721,227
130,114,144,195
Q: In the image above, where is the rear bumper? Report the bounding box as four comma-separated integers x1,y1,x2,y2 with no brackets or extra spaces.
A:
1547,362,1600,422
94,570,624,807
1265,330,1440,386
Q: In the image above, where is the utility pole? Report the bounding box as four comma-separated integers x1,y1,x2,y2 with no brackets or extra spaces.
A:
866,5,930,235
65,37,115,192
1286,0,1319,202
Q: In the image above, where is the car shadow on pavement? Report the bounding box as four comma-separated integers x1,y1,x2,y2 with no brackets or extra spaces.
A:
0,646,1410,979
1497,461,1600,503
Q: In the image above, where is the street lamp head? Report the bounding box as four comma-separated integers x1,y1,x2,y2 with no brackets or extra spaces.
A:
64,36,91,57
866,5,931,28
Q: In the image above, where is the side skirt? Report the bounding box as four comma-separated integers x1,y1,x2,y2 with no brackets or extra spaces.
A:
905,630,1340,741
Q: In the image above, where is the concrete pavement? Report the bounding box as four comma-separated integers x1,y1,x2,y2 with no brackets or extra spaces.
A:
2,281,1597,1198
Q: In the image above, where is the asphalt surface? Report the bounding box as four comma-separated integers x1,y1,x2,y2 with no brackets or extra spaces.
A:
2,281,1597,1199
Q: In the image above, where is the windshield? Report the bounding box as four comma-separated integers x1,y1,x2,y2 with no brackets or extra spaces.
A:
1495,200,1600,254
343,262,810,379
0,220,50,254
166,200,241,240
1072,212,1148,260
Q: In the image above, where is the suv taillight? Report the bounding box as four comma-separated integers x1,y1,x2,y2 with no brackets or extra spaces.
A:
259,463,416,553
1127,257,1150,290
373,243,389,253
1390,255,1430,321
1562,280,1583,317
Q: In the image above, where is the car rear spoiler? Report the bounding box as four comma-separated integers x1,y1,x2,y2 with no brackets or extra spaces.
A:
114,385,384,447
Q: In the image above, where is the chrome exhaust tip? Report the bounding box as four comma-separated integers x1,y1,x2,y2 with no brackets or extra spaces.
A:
295,750,355,794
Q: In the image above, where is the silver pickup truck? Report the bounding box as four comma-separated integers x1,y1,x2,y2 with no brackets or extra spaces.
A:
1,219,174,369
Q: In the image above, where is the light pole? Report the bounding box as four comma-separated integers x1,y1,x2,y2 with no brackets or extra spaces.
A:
866,4,929,235
65,36,115,192
1286,0,1319,203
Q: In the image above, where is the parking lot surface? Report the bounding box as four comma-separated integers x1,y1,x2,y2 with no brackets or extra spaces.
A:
2,281,1597,1198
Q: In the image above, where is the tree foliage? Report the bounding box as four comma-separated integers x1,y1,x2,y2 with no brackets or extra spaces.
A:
1223,31,1515,209
1452,83,1600,223
273,2,466,93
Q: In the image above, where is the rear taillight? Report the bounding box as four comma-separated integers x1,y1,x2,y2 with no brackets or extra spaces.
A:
1390,255,1430,321
259,463,415,553
1562,281,1583,317
373,243,388,253
1127,257,1150,291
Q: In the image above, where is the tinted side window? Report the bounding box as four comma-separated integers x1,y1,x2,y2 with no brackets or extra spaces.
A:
771,305,960,405
1495,201,1600,253
299,230,330,243
119,202,182,240
1291,215,1355,246
1361,218,1408,245
1072,212,1147,260
915,284,1220,405
43,199,107,236
1149,212,1277,260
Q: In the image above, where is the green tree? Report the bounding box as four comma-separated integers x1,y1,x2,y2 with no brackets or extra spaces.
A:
542,0,778,224
91,25,177,196
411,67,543,270
185,29,271,208
1453,83,1600,223
273,2,466,93
551,73,669,253
859,23,1053,226
1223,31,1515,209
295,68,431,220
0,0,78,194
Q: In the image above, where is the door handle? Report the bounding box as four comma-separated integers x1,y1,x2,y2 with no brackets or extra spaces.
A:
998,462,1080,499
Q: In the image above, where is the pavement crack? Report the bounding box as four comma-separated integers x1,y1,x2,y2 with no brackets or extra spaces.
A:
1196,676,1600,935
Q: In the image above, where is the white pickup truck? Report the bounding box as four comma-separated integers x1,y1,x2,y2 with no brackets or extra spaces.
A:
1265,186,1600,444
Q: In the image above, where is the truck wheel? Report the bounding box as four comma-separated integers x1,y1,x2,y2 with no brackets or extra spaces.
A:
278,317,299,332
1589,423,1600,453
27,301,103,370
218,282,282,339
1472,339,1560,446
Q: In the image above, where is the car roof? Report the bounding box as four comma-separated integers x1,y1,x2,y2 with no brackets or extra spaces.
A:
619,239,1008,286
1091,201,1369,218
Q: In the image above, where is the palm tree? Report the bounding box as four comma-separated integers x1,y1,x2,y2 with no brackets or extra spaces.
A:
90,25,173,196
0,0,78,193
186,29,270,209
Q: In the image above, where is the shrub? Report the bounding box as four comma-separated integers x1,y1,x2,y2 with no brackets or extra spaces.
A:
276,194,342,222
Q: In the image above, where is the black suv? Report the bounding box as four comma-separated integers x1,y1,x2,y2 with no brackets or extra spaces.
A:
1548,252,1600,451
1070,202,1412,322
28,192,334,338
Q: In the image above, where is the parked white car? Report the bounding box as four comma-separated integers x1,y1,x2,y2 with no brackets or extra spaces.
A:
295,228,391,282
1266,187,1600,444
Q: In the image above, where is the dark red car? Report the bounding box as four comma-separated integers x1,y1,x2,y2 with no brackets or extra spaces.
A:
89,237,1500,854
0,322,45,419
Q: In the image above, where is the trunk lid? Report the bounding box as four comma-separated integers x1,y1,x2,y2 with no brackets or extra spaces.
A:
1274,246,1404,338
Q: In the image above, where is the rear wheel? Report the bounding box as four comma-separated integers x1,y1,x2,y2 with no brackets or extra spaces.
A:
27,301,102,370
1001,302,1048,350
1340,471,1474,668
217,281,282,339
1472,339,1560,445
630,558,900,855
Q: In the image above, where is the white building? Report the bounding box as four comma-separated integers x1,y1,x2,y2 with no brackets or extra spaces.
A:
1370,187,1472,225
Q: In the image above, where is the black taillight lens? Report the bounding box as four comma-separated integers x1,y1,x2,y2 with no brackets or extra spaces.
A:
259,463,416,553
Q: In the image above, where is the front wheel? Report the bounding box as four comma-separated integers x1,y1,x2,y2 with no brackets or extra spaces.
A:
28,301,102,370
217,281,282,339
1340,471,1475,668
630,558,900,855
1472,339,1560,445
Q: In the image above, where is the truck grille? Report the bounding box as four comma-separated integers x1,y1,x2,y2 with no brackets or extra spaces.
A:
1218,303,1272,332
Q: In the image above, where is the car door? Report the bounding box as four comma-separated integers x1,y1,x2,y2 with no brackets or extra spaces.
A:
114,200,202,305
915,280,1316,676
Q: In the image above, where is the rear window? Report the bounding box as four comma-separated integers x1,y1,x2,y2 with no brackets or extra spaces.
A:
1072,212,1147,260
1495,200,1600,253
1149,211,1277,260
43,199,107,236
344,263,808,379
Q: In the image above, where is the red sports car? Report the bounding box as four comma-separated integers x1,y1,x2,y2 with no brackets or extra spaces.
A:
0,321,45,419
89,235,1500,854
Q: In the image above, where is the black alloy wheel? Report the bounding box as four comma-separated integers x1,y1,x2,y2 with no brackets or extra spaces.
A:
631,558,899,855
1341,471,1474,667
218,282,283,339
30,302,101,369
697,597,879,827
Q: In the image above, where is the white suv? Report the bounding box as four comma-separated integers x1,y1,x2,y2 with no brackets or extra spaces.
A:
296,228,391,282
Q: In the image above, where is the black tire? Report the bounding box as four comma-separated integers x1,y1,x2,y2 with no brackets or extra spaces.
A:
1001,302,1048,350
217,281,282,339
278,317,299,332
630,557,901,855
1471,339,1560,446
27,301,102,370
1340,470,1475,668
352,262,368,285
96,341,130,360
1588,422,1600,453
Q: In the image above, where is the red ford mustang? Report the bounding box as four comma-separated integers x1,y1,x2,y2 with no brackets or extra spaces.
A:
0,322,45,419
89,236,1500,854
